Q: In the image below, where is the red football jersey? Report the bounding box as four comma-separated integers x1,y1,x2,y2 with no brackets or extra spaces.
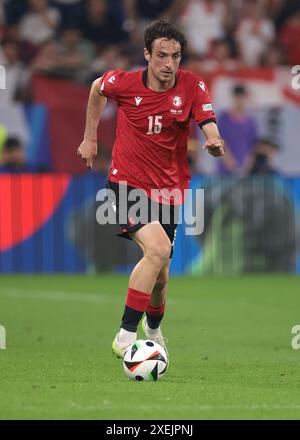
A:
98,69,215,204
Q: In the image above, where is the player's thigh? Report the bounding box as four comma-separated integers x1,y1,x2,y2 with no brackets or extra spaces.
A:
130,221,171,261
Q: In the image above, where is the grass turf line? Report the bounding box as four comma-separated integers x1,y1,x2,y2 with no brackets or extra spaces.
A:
0,274,300,420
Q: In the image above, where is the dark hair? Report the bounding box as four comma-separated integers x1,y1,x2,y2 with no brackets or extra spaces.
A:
4,136,22,150
232,83,248,96
62,22,82,33
144,19,187,55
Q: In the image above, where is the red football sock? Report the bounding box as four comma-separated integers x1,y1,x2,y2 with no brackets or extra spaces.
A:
126,287,151,312
121,288,151,332
146,302,166,329
146,302,166,316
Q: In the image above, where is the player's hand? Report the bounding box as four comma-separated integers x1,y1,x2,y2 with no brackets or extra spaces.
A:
202,137,225,157
77,139,97,169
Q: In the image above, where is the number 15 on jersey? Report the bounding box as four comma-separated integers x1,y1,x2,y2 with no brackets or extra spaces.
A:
147,115,162,135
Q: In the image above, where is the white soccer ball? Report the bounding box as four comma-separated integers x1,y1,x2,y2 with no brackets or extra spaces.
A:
123,339,168,381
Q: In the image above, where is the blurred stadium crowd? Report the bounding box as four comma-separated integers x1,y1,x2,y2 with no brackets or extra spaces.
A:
0,0,300,175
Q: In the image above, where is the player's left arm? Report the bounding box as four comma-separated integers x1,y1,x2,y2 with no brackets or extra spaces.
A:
190,76,225,158
201,121,225,157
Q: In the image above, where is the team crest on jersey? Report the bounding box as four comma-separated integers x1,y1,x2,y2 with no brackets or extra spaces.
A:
173,96,182,107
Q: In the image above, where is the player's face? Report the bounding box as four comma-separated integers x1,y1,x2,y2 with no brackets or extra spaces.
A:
145,38,182,83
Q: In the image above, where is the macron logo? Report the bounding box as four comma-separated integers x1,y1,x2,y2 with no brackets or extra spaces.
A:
135,96,143,106
198,81,205,92
108,75,116,84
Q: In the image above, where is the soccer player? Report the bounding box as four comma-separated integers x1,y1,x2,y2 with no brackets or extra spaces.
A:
78,19,225,358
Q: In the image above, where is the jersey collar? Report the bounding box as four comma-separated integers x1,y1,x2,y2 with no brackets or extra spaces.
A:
142,69,178,91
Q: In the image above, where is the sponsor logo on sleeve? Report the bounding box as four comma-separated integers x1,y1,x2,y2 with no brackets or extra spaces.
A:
202,103,213,111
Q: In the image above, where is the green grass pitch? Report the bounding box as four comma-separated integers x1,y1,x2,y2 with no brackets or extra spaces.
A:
0,274,300,420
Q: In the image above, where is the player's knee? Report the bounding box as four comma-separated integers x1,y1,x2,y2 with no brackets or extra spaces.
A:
146,241,171,266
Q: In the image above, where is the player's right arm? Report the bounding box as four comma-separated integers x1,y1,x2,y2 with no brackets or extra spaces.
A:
77,78,107,169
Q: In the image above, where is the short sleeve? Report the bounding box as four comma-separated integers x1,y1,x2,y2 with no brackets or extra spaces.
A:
191,78,216,127
98,69,124,101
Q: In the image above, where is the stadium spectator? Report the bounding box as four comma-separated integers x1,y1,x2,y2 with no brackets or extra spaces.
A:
202,38,241,73
2,0,27,25
259,42,286,67
80,0,126,47
179,0,226,56
90,45,130,80
0,137,35,173
122,0,183,43
0,37,30,102
217,84,258,175
31,27,94,83
1,23,38,64
236,0,275,66
51,0,84,27
0,38,31,145
19,0,61,46
120,44,144,70
55,25,95,82
123,0,182,22
279,8,300,66
30,39,62,76
274,0,300,31
246,138,279,175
